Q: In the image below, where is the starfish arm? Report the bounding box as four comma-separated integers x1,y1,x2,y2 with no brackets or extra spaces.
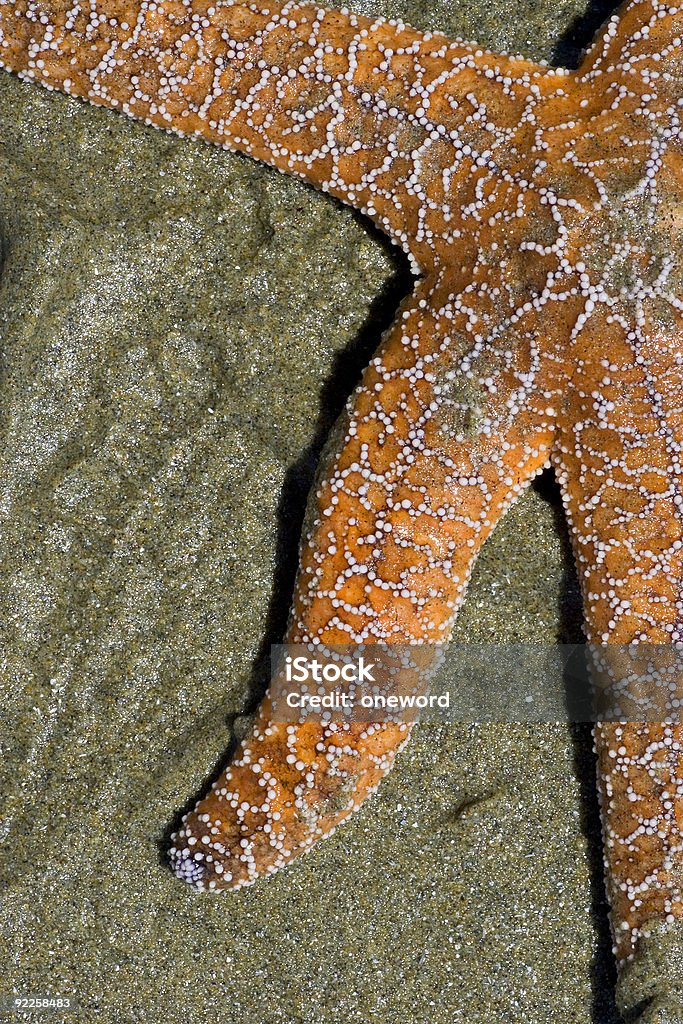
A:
554,308,683,964
0,0,553,267
592,723,683,967
169,277,558,890
580,0,683,81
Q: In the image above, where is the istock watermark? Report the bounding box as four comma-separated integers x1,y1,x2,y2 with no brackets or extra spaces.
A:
284,653,378,684
270,643,683,723
272,643,442,723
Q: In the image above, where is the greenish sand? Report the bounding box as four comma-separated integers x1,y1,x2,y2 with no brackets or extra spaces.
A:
0,1,679,1021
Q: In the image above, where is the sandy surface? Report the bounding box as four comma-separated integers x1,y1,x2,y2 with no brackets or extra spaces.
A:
0,0,666,1021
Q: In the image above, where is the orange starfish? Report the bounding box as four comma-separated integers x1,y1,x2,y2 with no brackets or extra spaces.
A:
2,0,682,1005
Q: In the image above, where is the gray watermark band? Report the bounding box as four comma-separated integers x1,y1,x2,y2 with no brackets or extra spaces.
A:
268,643,683,723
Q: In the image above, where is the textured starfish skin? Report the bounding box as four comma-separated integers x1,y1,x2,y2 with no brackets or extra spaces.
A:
2,0,683,972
